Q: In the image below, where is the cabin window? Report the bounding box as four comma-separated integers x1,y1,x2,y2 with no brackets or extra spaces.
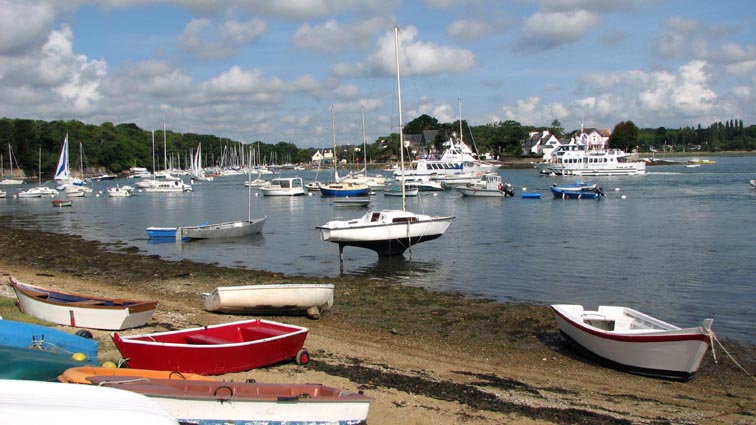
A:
392,216,418,224
371,213,381,222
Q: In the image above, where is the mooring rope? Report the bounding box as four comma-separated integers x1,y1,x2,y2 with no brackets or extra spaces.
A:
711,332,756,382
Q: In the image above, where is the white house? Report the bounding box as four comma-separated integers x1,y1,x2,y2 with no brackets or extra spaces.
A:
310,149,334,165
523,131,561,158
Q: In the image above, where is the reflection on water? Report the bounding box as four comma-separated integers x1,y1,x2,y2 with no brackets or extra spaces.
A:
1,157,755,343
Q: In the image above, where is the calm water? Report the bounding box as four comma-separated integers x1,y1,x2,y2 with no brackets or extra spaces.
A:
2,156,755,343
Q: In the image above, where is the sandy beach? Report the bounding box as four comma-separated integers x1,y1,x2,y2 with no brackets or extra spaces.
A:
0,225,753,424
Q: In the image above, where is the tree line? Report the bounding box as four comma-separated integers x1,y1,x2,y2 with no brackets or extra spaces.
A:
1,116,753,178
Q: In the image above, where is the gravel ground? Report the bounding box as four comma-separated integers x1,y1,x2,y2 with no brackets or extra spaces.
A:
0,225,754,424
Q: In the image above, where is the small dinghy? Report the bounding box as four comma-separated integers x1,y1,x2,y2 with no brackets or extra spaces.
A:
551,304,714,381
202,283,334,319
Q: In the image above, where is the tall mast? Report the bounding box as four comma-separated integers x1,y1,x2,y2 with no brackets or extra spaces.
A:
361,106,367,170
394,25,406,211
163,121,167,171
458,96,463,146
331,105,337,181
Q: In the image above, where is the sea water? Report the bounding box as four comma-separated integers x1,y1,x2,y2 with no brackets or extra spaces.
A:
2,156,754,343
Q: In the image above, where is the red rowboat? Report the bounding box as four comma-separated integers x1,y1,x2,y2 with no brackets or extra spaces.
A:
112,319,309,375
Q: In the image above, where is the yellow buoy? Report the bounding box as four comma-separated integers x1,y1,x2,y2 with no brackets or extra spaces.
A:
101,361,117,368
71,352,87,362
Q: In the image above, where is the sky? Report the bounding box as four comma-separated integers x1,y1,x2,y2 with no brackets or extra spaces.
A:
0,0,754,149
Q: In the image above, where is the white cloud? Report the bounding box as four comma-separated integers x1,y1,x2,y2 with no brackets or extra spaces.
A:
338,26,476,77
519,9,599,50
0,0,56,54
495,97,570,127
293,16,391,53
179,18,266,59
446,19,496,41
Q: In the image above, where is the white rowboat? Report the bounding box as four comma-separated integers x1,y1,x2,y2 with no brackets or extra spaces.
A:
551,304,713,381
202,283,334,319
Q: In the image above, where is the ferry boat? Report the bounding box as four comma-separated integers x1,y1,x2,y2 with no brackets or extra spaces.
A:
393,135,499,179
534,125,646,176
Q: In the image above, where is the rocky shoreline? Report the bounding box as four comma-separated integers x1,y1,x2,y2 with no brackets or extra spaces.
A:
0,224,754,424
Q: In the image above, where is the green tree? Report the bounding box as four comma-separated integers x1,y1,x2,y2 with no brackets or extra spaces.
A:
608,121,639,152
549,119,564,139
404,114,438,135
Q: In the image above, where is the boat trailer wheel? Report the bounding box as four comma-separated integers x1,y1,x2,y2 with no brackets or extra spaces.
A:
295,348,310,365
75,329,93,339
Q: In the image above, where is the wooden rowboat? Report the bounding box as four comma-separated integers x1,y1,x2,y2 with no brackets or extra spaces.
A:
112,319,309,375
59,366,215,384
202,283,334,319
551,304,713,381
83,375,372,425
9,277,158,330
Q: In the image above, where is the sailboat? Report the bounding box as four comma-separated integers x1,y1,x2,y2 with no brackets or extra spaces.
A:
316,26,454,258
176,150,266,240
1,144,24,185
335,107,386,191
318,106,371,197
18,148,59,198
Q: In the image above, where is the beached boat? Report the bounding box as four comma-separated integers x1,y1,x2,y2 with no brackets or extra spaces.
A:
177,218,267,240
0,344,90,381
9,277,158,330
260,176,305,196
111,319,310,374
0,379,179,425
52,199,73,207
551,304,714,381
456,173,514,197
81,375,372,425
550,181,604,199
0,318,98,360
59,366,215,384
202,283,334,319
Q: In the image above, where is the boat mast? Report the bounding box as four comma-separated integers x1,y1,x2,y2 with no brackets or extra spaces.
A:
458,97,463,148
394,25,406,211
163,121,168,172
331,105,337,182
361,106,367,173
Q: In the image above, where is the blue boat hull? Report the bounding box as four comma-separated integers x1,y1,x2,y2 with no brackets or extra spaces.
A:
550,187,602,199
145,227,177,238
320,187,370,197
0,345,90,381
0,319,98,361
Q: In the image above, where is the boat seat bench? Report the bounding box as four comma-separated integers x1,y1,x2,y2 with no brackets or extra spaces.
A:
184,334,233,345
239,327,287,340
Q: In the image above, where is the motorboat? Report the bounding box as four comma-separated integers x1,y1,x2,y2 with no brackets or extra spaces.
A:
551,304,713,381
260,177,305,196
456,173,514,197
550,181,604,199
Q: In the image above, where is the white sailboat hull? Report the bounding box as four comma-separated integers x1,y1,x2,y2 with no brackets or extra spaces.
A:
317,209,453,256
